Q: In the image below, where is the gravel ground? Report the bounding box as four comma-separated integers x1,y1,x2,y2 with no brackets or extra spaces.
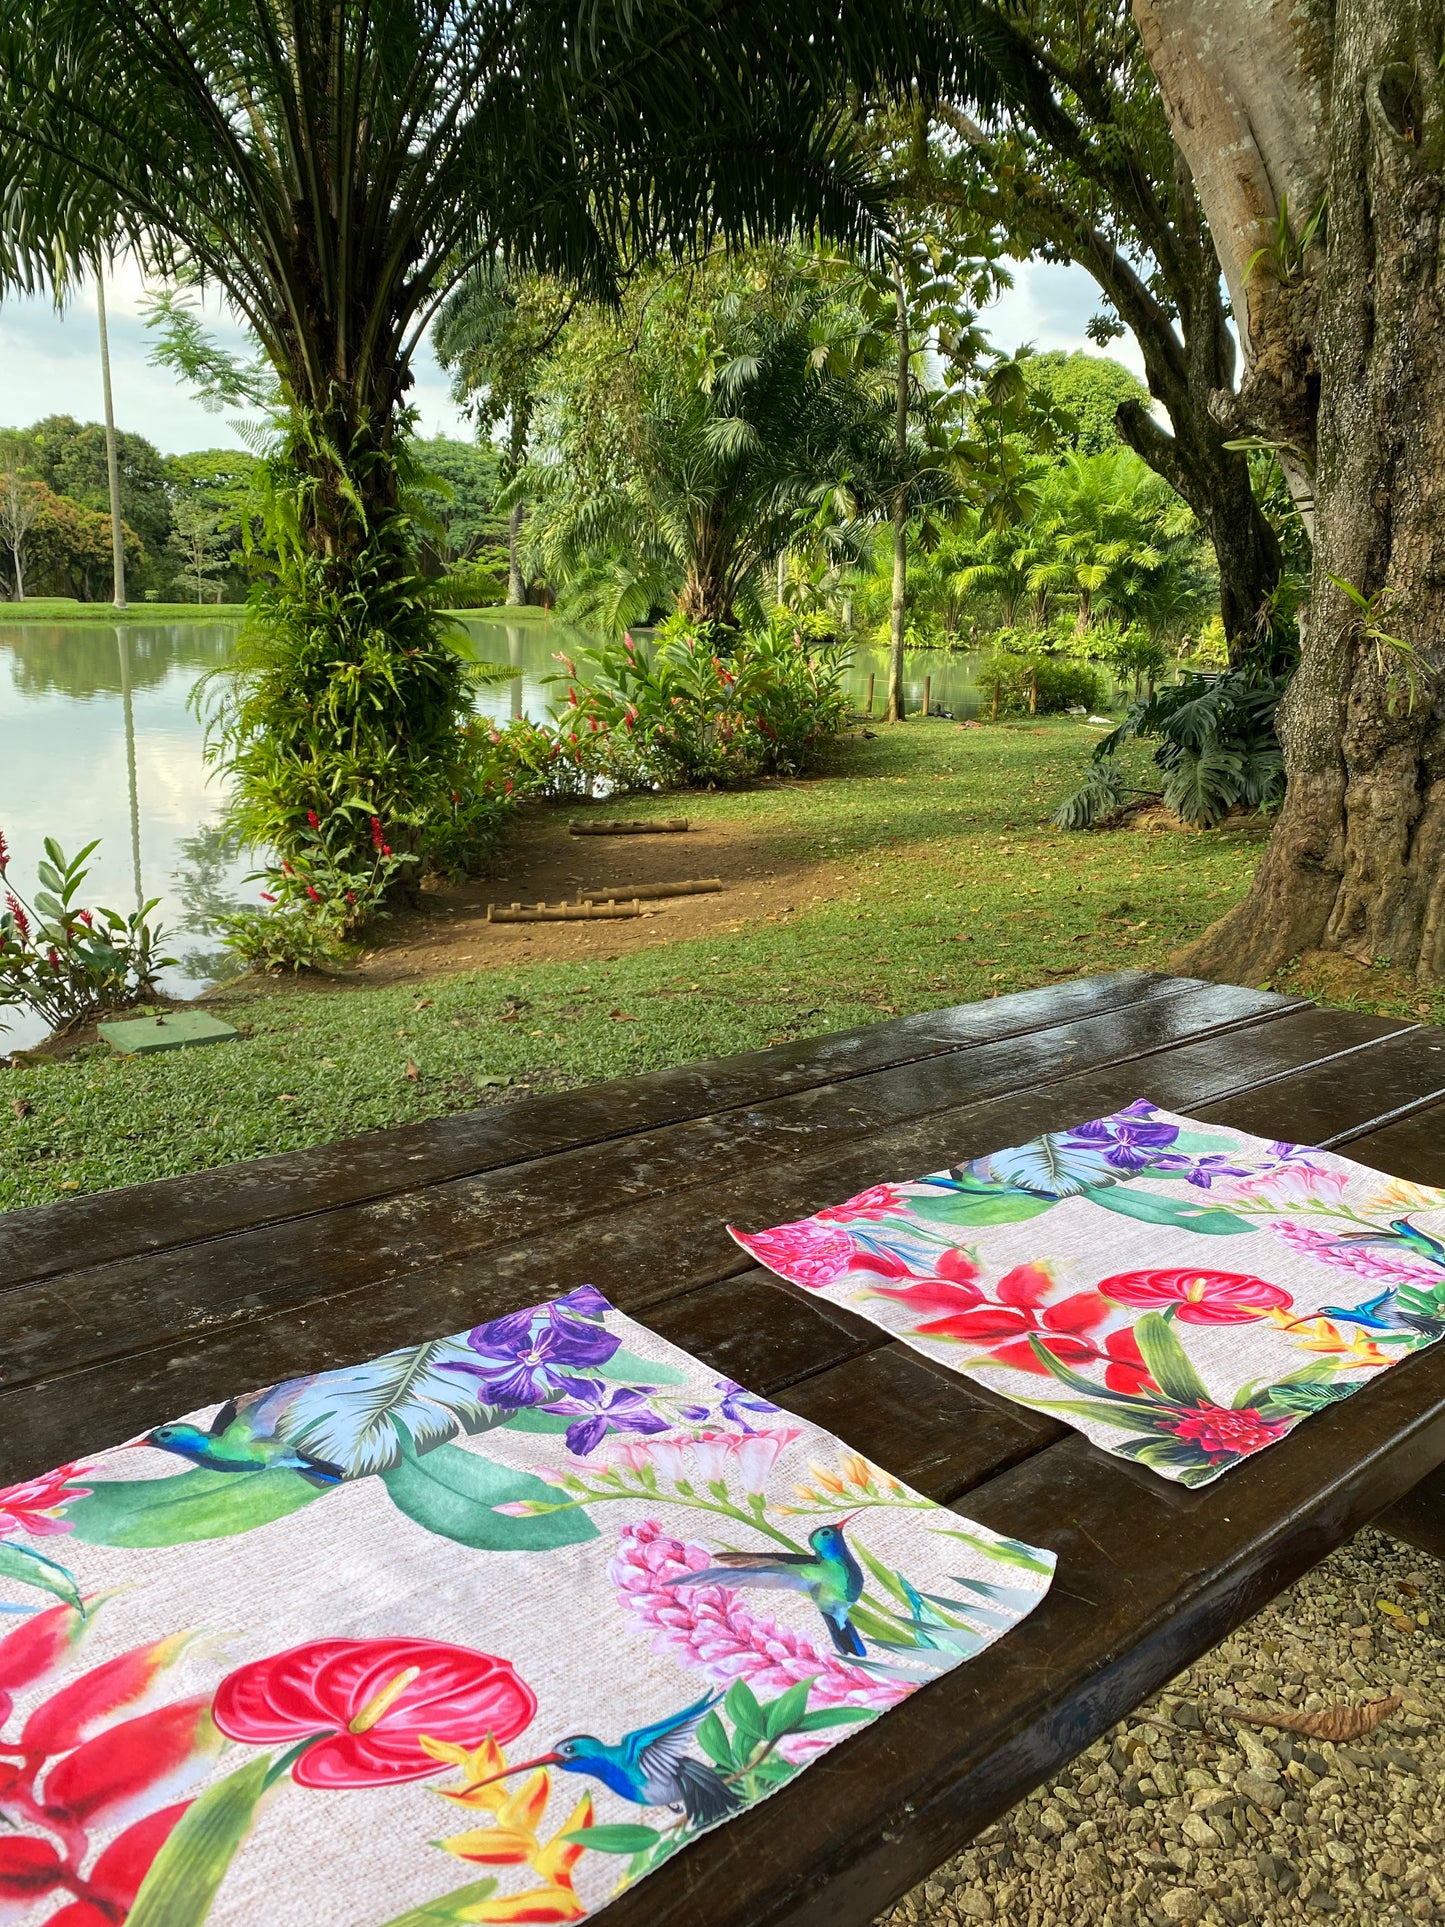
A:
879,1528,1444,1927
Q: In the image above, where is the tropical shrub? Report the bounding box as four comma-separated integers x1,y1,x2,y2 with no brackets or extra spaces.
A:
518,616,852,793
1052,670,1288,830
0,834,172,1032
978,642,1104,718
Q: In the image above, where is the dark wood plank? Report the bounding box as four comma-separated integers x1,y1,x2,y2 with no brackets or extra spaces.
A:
0,971,1245,1287
601,1311,1445,1927
1188,1023,1445,1149
0,1002,1406,1480
1329,1095,1445,1184
0,983,1326,1395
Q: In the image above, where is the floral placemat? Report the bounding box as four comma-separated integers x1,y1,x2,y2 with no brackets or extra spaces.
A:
0,1288,1053,1926
729,1101,1445,1486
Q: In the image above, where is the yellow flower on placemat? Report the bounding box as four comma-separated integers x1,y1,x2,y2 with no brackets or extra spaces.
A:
1363,1176,1445,1213
423,1735,595,1922
1266,1306,1392,1369
784,1450,907,1513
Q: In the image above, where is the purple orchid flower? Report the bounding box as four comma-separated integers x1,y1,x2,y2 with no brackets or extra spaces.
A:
676,1377,782,1433
444,1292,621,1406
559,1386,672,1456
1063,1102,1180,1173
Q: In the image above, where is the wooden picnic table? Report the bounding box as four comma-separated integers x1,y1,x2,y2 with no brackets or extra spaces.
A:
3,969,1445,1927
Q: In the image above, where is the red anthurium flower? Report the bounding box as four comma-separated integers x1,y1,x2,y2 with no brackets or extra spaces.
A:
23,1635,193,1758
1097,1268,1292,1324
0,1834,65,1902
40,1697,222,1831
1103,1327,1156,1395
213,1638,537,1789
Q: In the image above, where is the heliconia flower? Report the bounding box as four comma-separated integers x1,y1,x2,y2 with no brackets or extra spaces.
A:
816,1184,910,1224
1231,1162,1350,1206
5,893,30,942
1095,1267,1292,1324
861,1272,986,1317
729,1218,857,1289
610,1522,904,1735
306,809,320,828
0,1462,91,1542
213,1638,537,1788
0,1835,64,1905
1268,1220,1442,1291
1101,1326,1155,1395
22,1633,195,1758
40,1696,223,1832
79,1799,192,1915
0,1601,98,1717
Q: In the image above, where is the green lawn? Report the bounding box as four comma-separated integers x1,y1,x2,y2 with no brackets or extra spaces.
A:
3,599,247,622
0,719,1432,1211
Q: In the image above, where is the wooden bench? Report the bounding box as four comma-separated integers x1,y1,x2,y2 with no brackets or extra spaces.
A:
3,969,1444,1927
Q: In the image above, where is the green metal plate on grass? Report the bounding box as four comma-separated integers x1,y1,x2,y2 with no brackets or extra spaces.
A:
98,1011,240,1055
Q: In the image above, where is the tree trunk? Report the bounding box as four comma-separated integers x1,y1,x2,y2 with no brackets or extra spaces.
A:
887,272,909,724
507,500,527,605
1138,0,1445,983
95,271,127,611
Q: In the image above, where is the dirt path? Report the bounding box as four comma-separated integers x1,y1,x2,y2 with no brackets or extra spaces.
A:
337,799,847,987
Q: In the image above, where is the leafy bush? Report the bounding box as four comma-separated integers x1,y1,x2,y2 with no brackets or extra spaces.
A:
978,649,1105,718
0,834,173,1032
1053,670,1287,830
535,616,851,791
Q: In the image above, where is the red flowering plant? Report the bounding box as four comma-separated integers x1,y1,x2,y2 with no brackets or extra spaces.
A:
0,1601,220,1922
1021,1308,1358,1485
217,802,417,971
0,834,172,1035
850,1247,1154,1392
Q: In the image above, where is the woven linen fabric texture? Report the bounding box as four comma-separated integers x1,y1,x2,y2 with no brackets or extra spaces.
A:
729,1100,1445,1486
0,1287,1054,1926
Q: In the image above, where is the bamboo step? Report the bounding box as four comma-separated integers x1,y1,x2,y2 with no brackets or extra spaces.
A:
567,817,690,835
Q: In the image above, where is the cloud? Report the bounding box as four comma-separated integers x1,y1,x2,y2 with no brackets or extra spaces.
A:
982,260,1147,382
0,261,473,454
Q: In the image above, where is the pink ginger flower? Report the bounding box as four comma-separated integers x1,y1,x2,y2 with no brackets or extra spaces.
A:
610,1521,904,1754
1233,1162,1350,1207
1269,1220,1442,1291
0,1463,91,1540
729,1217,857,1289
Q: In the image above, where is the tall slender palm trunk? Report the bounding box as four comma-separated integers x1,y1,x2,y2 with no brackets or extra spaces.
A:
886,270,909,723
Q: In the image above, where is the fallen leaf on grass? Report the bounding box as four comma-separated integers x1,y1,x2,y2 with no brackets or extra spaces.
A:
413,999,434,1011
609,1010,637,1022
1228,1695,1402,1742
10,1099,29,1119
404,1059,421,1082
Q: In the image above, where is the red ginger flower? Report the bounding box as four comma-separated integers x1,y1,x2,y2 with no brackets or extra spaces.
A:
370,816,386,850
213,1638,536,1788
1097,1267,1292,1325
1165,1403,1291,1459
5,893,29,942
306,809,320,828
0,827,8,873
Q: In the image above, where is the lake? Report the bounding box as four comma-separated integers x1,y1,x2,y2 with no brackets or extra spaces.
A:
0,614,987,1049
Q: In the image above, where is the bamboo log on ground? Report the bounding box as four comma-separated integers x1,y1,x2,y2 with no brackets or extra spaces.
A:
487,900,649,922
579,878,722,902
567,817,689,835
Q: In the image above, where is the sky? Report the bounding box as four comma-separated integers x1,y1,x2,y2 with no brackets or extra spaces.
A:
0,256,1147,457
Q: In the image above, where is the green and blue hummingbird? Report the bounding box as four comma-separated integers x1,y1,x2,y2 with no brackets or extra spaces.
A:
667,1518,866,1658
1312,1217,1445,1340
144,1386,346,1486
468,1690,740,1827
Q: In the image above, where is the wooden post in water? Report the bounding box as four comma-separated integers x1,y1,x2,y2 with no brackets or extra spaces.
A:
865,673,875,717
923,675,932,719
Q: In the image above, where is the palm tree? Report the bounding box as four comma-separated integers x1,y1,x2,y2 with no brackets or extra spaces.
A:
1,0,1002,849
517,255,905,631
